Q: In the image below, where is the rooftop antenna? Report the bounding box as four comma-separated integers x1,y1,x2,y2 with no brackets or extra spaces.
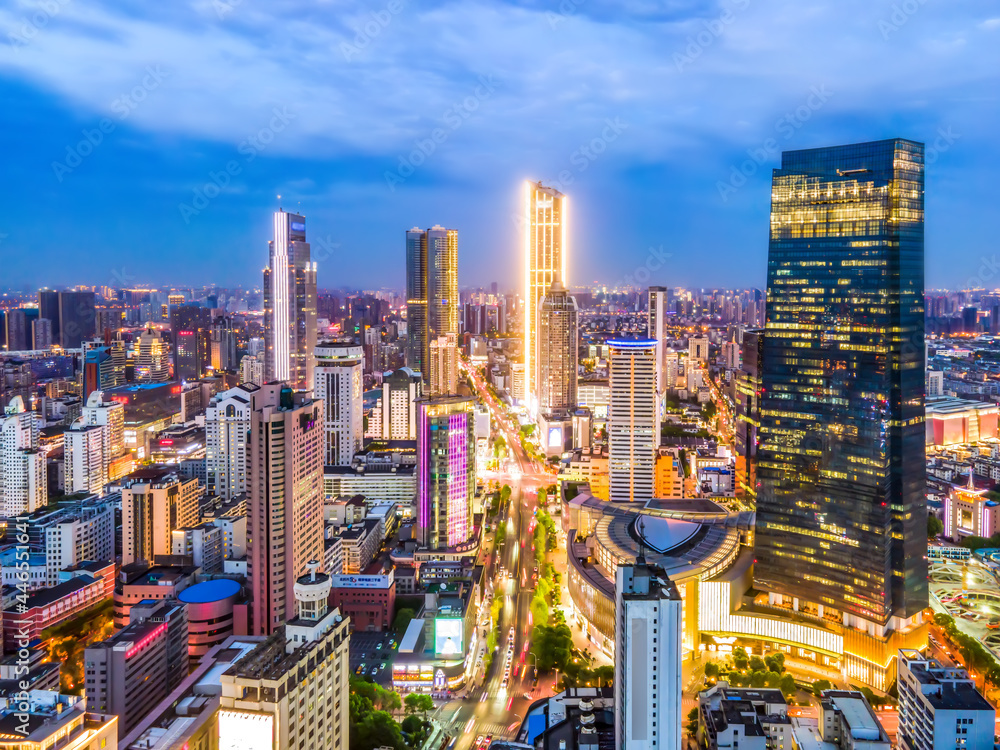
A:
277,194,282,212
636,517,648,566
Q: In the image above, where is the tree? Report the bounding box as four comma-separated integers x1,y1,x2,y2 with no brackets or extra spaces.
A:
765,671,781,689
812,679,833,697
404,693,434,717
732,646,749,670
779,673,797,697
704,662,720,679
355,710,407,750
928,514,944,539
749,656,766,672
764,652,785,674
686,707,699,736
750,671,766,688
391,608,415,636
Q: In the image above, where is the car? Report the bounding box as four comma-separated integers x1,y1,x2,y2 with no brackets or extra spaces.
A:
355,665,364,675
380,662,387,669
370,667,379,676
377,642,383,650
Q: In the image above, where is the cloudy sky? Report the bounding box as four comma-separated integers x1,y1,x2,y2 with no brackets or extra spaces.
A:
0,0,997,292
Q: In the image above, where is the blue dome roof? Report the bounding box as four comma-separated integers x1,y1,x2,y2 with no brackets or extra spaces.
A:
178,578,241,604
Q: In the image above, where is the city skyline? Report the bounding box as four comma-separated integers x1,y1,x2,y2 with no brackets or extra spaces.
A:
1,3,997,290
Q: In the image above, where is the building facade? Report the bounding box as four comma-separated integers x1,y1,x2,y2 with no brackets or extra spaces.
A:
121,469,201,566
608,339,658,503
1,396,46,517
406,226,458,380
314,342,364,466
205,383,257,500
537,275,579,415
429,332,459,396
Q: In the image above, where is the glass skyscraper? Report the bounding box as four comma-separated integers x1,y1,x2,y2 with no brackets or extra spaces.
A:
755,139,927,630
406,226,458,379
416,395,475,550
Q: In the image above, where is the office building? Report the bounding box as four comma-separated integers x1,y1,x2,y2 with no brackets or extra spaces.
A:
429,332,459,396
688,336,709,364
1,396,46,517
819,690,891,750
755,140,927,688
39,290,96,348
3,308,29,351
218,563,351,750
608,339,657,503
121,468,201,565
649,286,668,397
926,370,944,397
406,226,459,378
171,304,211,382
27,498,115,586
524,181,567,412
0,692,118,750
329,571,396,632
248,384,324,635
615,560,682,750
81,389,125,466
85,599,189,738
210,313,239,372
416,395,476,549
82,338,126,399
898,649,995,750
64,422,107,496
135,323,170,382
240,352,265,387
734,329,762,503
314,342,364,466
205,383,257,499
30,317,53,350
537,275,579,414
369,367,422,439
263,210,317,390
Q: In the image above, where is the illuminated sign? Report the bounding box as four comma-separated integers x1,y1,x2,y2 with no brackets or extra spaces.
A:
548,427,563,449
158,439,174,446
434,617,464,658
330,573,393,589
291,222,305,232
218,711,274,750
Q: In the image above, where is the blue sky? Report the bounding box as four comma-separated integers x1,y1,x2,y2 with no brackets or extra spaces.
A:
0,0,997,291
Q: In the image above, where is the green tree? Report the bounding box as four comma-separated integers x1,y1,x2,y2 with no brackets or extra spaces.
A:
749,656,766,672
779,673,797,697
732,646,749,670
404,693,434,717
750,670,766,688
355,710,407,750
812,679,833,697
764,653,785,674
928,514,944,539
704,661,720,679
765,671,781,689
686,707,699,736
391,608,415,636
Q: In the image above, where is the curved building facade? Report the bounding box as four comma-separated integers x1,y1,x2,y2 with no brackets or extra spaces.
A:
178,578,243,657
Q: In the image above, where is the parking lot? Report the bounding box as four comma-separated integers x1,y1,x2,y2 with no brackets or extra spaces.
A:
349,631,397,686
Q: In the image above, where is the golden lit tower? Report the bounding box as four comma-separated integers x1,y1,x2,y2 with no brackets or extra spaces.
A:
523,181,567,414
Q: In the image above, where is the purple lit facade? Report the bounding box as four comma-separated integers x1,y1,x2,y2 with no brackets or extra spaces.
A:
416,396,476,549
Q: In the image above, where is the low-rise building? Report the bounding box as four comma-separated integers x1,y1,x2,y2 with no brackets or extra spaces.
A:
819,690,890,750
113,563,198,628
4,574,108,650
338,518,383,574
0,691,117,750
329,571,396,632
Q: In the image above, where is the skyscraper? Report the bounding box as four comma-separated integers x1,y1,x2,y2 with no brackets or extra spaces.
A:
406,226,458,378
755,139,927,683
264,211,317,390
537,275,578,414
416,395,475,549
121,469,201,566
170,305,211,382
0,396,46,517
248,383,324,635
64,422,107,496
648,286,668,398
428,332,458,396
58,290,97,348
314,342,363,466
614,560,682,750
524,181,567,412
734,329,763,503
608,339,658,503
205,384,257,500
369,367,422,439
4,308,28,351
135,324,170,382
32,317,53,349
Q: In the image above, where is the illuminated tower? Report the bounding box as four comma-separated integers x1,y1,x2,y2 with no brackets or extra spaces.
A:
406,226,458,380
264,211,317,390
537,274,578,414
416,395,475,550
608,339,657,502
755,139,927,688
524,181,567,413
135,324,169,382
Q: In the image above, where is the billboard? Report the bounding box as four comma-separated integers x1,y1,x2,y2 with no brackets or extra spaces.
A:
218,711,274,750
547,426,563,449
434,617,464,658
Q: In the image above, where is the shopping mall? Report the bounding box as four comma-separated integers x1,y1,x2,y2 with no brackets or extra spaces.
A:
562,488,926,691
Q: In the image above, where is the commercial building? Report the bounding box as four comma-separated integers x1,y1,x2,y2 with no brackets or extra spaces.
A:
248,384,324,635
368,367,422,439
898,649,995,750
82,339,126,399
608,339,658,503
416,395,476,550
85,599,189,738
0,692,117,750
688,337,709,364
649,286,668,398
263,210,317,391
42,289,96,348
171,304,211,383
429,332,459,396
697,685,791,750
925,395,999,446
406,226,459,379
734,329,762,502
943,473,999,541
338,518,384,574
537,275,578,415
4,573,108,649
113,563,198,628
1,396,46,517
329,571,396,631
21,497,114,586
135,324,170,383
64,422,107,496
524,181,567,413
178,578,246,657
218,565,351,750
314,342,363,466
755,140,928,688
819,690,891,750
205,383,257,500
121,468,201,566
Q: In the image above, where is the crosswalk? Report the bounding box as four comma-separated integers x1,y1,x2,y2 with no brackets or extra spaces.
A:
469,721,514,738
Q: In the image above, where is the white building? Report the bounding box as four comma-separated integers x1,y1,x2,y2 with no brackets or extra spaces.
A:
42,500,115,585
689,337,709,364
429,333,459,397
926,370,944,397
898,648,995,750
0,396,46,516
64,422,107,496
368,368,422,440
648,286,668,397
205,384,257,500
240,353,264,387
314,343,364,467
608,339,658,503
615,561,682,750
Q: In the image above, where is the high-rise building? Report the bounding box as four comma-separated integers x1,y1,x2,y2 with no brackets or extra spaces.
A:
240,353,265,387
32,317,53,349
121,469,201,565
608,339,657,502
0,396,46,516
755,140,927,687
664,350,679,391
537,275,578,415
58,290,97,348
248,384,324,635
428,332,459,396
369,367,422,439
171,304,211,382
4,308,29,351
136,323,170,382
219,563,350,750
314,342,363,466
82,338,126,399
81,390,125,464
524,181,567,412
210,314,239,372
38,289,61,344
416,395,475,549
205,383,257,499
688,336,709,364
406,226,459,378
263,211,317,390
64,422,107,496
615,560,682,750
648,286,668,397
734,329,762,503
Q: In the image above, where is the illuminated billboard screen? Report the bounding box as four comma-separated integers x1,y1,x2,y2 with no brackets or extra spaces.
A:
434,617,464,658
548,427,563,449
218,710,274,750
